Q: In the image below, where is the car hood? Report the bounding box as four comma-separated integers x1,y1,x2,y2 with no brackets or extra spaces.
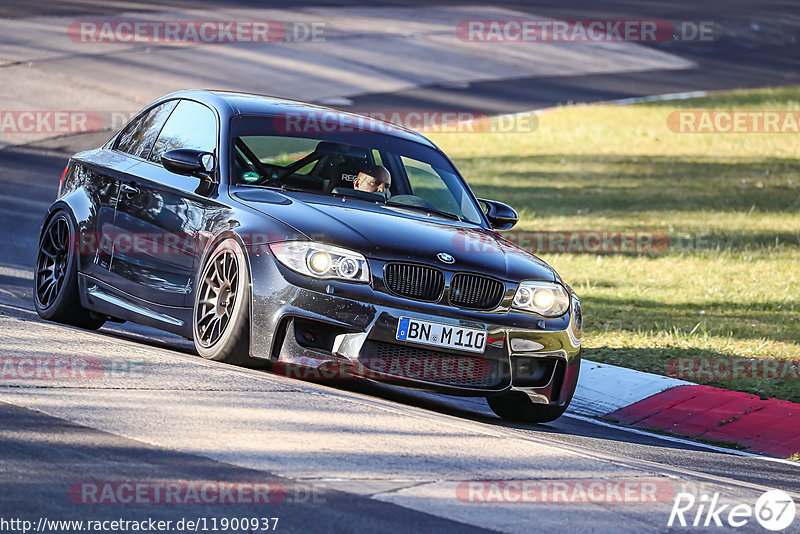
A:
232,188,555,282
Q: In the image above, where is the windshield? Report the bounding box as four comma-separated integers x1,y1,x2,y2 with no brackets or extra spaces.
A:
229,119,484,225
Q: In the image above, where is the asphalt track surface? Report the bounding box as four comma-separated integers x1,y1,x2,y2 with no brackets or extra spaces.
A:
1,1,800,532
4,0,800,113
1,105,799,534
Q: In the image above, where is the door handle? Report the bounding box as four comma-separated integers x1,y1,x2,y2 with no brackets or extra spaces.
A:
121,183,140,197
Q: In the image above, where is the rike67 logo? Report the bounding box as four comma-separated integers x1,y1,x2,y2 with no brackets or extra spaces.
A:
669,489,796,531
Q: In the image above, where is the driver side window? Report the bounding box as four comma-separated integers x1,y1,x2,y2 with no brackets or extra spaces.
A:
149,100,217,164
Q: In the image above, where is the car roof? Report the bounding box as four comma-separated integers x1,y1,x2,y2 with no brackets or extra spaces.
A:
156,89,437,148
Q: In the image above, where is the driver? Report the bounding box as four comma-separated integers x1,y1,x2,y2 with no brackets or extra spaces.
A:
353,165,391,193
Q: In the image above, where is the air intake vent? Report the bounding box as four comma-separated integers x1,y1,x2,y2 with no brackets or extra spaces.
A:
360,341,505,388
384,263,444,302
449,273,505,310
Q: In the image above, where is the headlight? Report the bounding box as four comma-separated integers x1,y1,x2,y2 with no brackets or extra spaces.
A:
512,281,569,317
269,241,370,283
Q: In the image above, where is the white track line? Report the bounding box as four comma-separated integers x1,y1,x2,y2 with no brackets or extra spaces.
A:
0,266,33,280
565,412,800,467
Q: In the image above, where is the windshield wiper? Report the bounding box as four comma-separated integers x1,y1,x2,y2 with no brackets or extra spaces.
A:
384,199,463,221
273,185,347,198
260,184,312,194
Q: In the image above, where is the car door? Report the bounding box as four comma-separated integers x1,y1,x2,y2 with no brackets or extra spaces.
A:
89,100,178,283
108,99,218,307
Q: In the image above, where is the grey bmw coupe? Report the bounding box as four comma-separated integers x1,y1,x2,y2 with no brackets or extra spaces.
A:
35,90,581,422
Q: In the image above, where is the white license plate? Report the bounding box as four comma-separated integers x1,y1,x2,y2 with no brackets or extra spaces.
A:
395,317,486,353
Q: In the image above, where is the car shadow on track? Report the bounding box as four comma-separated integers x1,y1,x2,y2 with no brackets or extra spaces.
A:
77,320,576,432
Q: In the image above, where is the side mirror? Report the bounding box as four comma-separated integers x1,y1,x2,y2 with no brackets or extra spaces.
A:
479,198,519,230
161,149,215,178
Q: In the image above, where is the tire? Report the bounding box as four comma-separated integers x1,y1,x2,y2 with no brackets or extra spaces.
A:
487,391,570,424
489,359,581,423
34,211,105,330
192,238,252,365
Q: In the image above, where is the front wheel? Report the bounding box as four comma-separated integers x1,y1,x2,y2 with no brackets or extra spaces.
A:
487,391,570,423
192,238,252,365
34,211,105,330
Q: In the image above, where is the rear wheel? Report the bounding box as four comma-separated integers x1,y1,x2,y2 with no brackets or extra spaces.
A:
34,211,105,330
192,238,252,365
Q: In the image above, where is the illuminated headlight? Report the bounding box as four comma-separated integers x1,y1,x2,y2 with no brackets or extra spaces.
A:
269,241,370,282
512,281,569,317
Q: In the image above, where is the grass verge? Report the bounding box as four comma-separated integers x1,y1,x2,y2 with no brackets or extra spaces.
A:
430,86,800,403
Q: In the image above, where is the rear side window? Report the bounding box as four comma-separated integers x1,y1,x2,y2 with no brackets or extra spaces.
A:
149,100,217,164
115,101,177,159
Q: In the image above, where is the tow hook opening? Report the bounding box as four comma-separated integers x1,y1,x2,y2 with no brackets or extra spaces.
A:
511,356,557,388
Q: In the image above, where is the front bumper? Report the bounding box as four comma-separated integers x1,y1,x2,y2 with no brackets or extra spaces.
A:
247,250,581,406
